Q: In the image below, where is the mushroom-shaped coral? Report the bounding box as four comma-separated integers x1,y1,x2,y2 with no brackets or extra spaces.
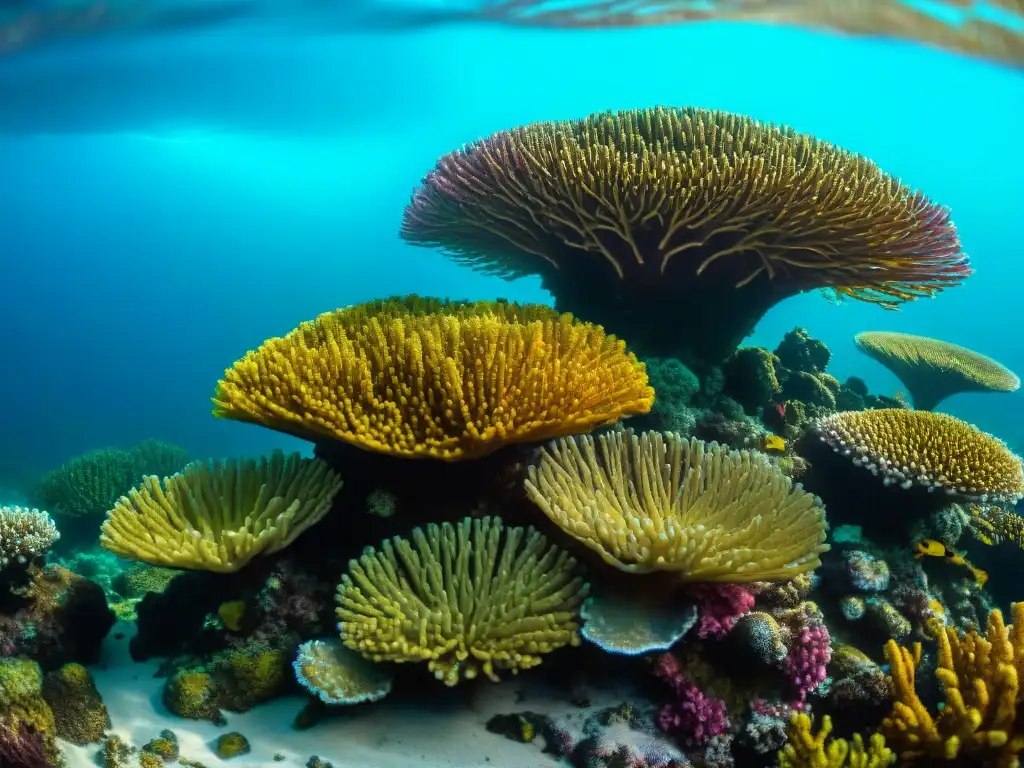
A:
0,506,59,571
855,331,1019,411
100,451,341,572
293,638,392,705
815,409,1024,504
580,594,698,655
524,430,829,581
401,106,968,364
882,602,1024,764
213,296,653,461
336,516,587,686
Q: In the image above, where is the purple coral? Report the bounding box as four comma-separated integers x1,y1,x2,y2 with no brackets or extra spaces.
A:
689,584,756,639
783,624,832,708
655,653,730,747
0,723,49,768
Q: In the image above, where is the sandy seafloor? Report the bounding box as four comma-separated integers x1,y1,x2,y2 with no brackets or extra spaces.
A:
61,622,614,768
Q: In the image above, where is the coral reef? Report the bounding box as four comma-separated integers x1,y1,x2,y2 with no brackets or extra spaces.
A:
0,657,60,765
213,296,653,459
100,451,342,571
402,106,967,366
0,506,59,572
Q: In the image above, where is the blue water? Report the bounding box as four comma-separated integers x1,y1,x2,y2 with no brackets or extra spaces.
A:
1,8,1023,491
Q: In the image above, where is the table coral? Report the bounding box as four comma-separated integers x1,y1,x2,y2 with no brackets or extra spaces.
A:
526,430,829,581
882,602,1024,765
213,296,653,460
337,516,587,685
401,106,967,365
855,331,1019,411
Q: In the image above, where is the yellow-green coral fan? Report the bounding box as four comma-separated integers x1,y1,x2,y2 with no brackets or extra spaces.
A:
882,602,1024,766
336,516,587,685
855,331,1019,411
780,712,894,767
816,409,1024,504
212,296,653,461
524,430,829,581
100,451,342,572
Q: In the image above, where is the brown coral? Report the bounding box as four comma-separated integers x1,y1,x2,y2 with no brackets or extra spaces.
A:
401,107,967,364
816,409,1024,504
213,296,652,460
855,331,1019,411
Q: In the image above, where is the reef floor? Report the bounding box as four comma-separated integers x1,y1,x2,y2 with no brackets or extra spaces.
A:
62,622,632,768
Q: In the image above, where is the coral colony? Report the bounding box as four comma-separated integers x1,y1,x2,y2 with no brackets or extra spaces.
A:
3,105,1024,768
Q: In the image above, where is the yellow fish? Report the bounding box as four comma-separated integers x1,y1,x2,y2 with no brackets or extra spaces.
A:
763,434,786,453
915,539,988,589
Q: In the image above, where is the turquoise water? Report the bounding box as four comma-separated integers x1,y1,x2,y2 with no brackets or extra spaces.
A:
1,10,1022,483
2,8,1024,767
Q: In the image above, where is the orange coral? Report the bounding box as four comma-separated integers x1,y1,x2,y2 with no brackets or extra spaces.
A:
402,107,967,363
213,296,653,460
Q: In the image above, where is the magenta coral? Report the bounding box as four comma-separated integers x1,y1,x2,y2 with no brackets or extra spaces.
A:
689,583,756,639
783,624,832,708
655,653,730,747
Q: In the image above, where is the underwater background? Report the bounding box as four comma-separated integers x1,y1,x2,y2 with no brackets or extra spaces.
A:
1,7,1022,489
4,4,1024,768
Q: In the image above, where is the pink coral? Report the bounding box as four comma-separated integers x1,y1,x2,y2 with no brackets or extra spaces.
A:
783,624,831,708
655,653,730,747
689,584,756,639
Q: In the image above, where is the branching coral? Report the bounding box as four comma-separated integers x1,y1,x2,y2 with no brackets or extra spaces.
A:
336,516,587,685
855,331,1019,411
100,451,341,572
882,603,1024,765
213,296,652,459
402,106,967,363
524,430,829,581
816,409,1024,503
468,0,1024,69
779,712,894,768
0,506,59,570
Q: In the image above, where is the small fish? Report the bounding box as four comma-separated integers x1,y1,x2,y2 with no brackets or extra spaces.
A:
763,434,786,453
914,539,988,589
774,402,787,419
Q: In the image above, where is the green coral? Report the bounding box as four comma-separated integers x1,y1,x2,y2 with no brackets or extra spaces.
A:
214,732,251,759
38,447,138,518
211,643,289,712
0,657,60,765
722,347,782,414
163,669,224,725
42,662,110,744
774,327,831,374
142,729,179,762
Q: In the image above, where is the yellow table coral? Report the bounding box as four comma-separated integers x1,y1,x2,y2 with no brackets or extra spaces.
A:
882,602,1024,766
